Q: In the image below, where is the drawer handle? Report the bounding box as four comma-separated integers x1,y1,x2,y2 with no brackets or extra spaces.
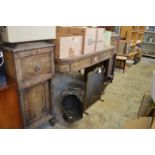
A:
94,57,98,62
34,64,41,72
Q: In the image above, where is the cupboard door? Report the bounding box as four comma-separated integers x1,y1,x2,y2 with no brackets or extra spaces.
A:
22,81,50,126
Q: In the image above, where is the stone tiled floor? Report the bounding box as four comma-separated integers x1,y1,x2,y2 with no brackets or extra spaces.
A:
39,57,155,129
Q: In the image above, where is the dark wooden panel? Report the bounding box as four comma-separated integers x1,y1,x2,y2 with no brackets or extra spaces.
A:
3,51,16,79
0,77,23,129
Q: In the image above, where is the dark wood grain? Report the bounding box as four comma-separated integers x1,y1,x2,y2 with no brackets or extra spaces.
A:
0,76,23,129
21,81,51,126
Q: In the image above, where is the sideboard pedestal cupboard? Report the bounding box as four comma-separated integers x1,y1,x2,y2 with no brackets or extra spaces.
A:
1,41,55,128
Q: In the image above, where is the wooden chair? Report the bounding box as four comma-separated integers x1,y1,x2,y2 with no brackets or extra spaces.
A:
116,55,127,73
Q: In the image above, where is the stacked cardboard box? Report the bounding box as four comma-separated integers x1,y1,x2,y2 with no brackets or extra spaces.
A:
55,36,83,59
55,26,112,59
96,28,105,52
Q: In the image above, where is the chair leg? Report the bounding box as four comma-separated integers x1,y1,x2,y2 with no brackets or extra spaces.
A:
123,60,126,73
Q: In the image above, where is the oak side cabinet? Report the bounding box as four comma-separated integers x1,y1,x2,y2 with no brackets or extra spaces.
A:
1,41,55,128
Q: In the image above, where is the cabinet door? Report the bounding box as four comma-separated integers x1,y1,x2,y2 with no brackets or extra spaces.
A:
21,81,51,126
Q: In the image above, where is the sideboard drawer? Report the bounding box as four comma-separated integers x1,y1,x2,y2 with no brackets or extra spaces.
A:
100,50,112,61
71,58,91,71
3,43,55,89
21,52,51,81
14,48,55,89
91,55,100,65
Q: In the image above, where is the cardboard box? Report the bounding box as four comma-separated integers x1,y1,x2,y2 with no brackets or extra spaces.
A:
55,36,83,59
118,41,126,54
96,29,114,52
103,30,112,48
124,117,152,129
57,27,113,54
56,32,74,38
57,27,97,55
95,28,105,52
56,26,71,34
70,27,97,54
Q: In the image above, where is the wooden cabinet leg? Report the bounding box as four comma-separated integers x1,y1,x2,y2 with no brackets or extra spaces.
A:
49,118,56,127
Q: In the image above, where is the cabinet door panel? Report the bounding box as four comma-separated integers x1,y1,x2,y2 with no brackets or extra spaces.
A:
23,81,50,125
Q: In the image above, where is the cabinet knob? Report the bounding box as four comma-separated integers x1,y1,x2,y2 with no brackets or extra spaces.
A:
34,64,40,72
94,57,97,61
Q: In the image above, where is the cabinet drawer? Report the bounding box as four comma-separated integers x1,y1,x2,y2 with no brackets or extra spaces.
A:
91,56,100,64
100,51,112,61
13,47,55,86
21,52,51,80
71,58,91,71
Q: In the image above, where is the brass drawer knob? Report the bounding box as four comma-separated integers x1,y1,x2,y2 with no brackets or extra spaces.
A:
34,64,41,72
94,57,97,61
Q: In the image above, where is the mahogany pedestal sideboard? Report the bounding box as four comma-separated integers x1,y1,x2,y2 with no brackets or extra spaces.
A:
1,41,55,128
